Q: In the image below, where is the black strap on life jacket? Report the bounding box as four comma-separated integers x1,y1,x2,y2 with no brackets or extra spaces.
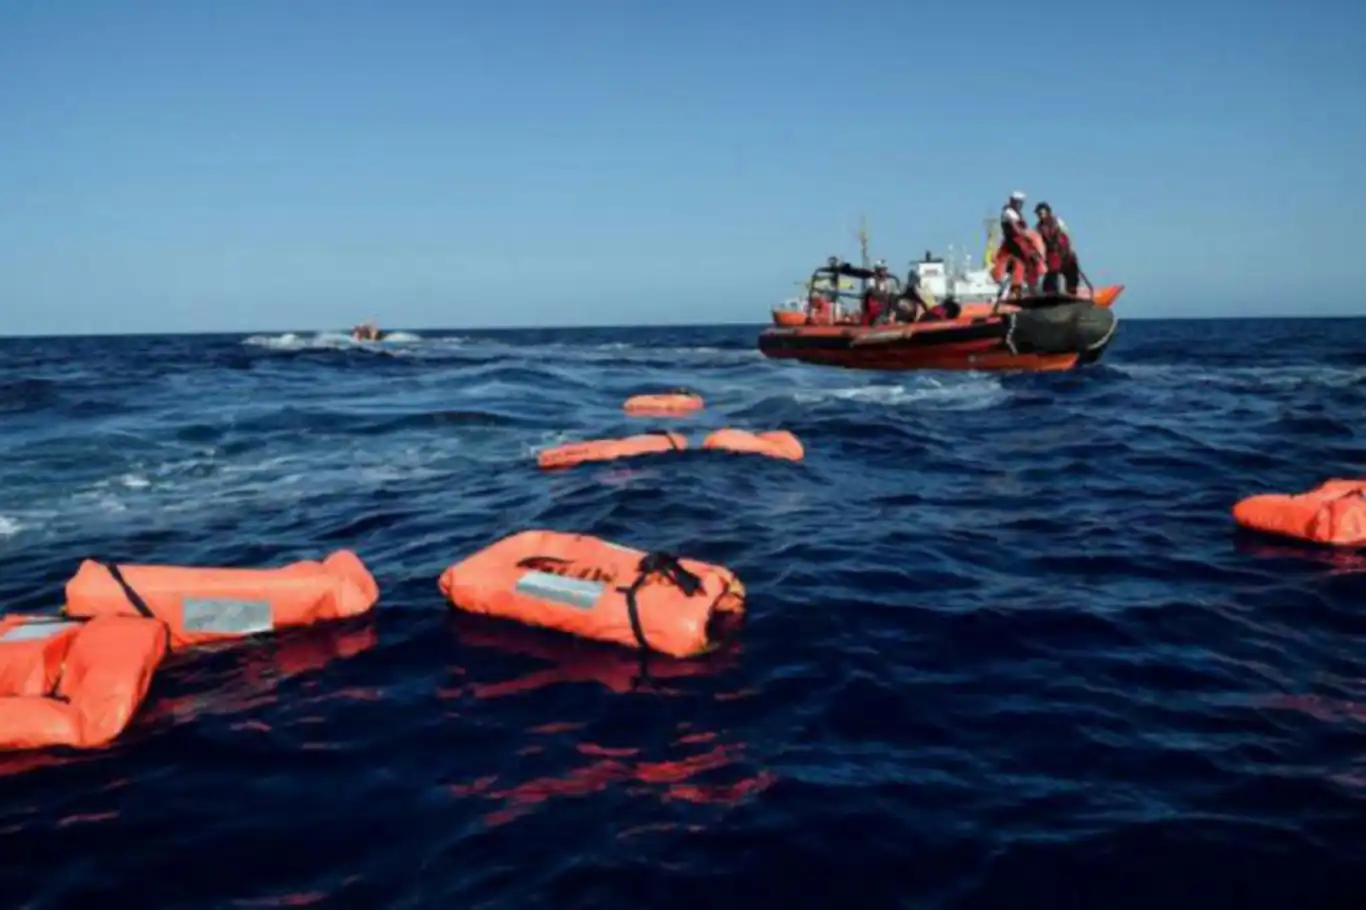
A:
639,430,685,451
98,562,157,620
615,552,703,653
616,552,705,690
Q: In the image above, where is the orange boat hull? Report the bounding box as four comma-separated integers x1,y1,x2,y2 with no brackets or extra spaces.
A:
757,296,1120,372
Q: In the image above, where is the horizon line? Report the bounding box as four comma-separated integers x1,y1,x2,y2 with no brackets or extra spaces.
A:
1,311,1363,341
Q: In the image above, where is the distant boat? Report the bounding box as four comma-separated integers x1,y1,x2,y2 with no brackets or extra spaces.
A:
351,321,385,342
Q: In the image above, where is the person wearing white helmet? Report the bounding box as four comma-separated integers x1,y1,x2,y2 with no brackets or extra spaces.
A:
992,190,1042,299
1001,191,1027,236
861,259,898,325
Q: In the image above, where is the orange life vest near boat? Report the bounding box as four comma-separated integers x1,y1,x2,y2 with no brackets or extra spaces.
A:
623,391,704,416
438,530,746,658
0,614,168,751
1232,479,1366,547
63,550,380,649
701,429,804,461
537,431,687,470
992,227,1045,288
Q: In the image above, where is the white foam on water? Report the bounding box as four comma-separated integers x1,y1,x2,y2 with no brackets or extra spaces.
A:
1115,363,1364,390
240,330,429,352
0,433,480,544
524,429,575,460
791,375,1008,412
241,332,321,351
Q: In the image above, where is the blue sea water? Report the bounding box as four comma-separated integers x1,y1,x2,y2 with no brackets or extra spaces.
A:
1,317,1364,908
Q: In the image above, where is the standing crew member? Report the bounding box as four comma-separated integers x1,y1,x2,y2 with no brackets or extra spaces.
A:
992,191,1042,298
1034,202,1081,296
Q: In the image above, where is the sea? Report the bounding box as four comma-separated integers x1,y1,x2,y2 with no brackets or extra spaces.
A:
1,317,1364,909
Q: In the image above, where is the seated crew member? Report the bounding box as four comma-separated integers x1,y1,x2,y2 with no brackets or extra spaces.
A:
807,291,833,325
898,293,961,322
889,267,962,322
861,260,896,325
890,268,927,322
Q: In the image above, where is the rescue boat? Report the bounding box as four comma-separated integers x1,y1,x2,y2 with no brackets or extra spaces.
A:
768,215,1120,331
758,294,1121,372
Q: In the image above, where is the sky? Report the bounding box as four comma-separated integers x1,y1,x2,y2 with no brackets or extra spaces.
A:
1,0,1363,335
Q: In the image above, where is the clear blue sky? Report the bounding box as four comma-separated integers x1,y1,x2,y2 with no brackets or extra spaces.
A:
1,0,1363,334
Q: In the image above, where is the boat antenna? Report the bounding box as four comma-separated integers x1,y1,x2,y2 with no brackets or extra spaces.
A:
856,214,870,294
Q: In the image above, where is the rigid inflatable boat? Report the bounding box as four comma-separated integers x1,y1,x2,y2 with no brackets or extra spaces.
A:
757,295,1120,372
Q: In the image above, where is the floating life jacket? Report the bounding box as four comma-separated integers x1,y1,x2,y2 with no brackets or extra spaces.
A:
623,391,704,416
701,429,804,461
438,530,746,658
0,614,168,751
537,432,688,470
1232,479,1366,547
63,550,380,649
